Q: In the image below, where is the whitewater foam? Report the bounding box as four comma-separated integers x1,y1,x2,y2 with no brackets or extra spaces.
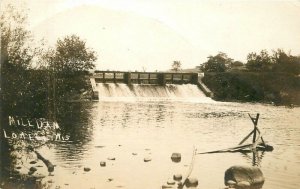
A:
94,83,214,103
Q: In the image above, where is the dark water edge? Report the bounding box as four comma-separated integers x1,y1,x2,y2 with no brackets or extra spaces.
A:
0,102,91,189
211,98,299,108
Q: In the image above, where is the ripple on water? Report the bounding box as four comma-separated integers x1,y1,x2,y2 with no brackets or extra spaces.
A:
35,100,300,189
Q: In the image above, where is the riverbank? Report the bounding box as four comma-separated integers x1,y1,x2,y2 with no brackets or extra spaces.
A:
202,71,300,106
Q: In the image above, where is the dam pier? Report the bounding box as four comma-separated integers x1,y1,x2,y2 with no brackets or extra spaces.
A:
90,71,213,100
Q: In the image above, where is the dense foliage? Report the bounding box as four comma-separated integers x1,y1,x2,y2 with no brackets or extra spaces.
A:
245,49,300,74
200,51,300,105
0,5,45,118
49,35,96,73
203,72,300,105
0,5,97,119
201,50,300,75
200,52,233,72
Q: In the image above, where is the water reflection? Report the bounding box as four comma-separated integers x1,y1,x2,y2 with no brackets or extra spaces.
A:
240,151,265,167
2,99,300,189
54,102,94,162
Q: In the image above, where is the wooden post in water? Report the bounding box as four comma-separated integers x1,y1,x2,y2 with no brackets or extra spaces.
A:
250,113,260,143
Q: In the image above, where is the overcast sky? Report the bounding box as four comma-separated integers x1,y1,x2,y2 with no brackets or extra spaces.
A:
3,0,300,71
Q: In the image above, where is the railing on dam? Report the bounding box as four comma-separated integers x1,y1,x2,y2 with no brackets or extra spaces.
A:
92,71,199,85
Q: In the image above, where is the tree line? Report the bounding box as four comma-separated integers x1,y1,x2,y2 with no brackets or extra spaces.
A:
0,5,97,120
200,50,300,74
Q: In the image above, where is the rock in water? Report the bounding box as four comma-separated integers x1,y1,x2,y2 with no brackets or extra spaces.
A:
84,167,91,172
108,157,116,160
144,157,152,162
224,165,264,188
167,179,175,185
185,177,198,187
29,167,37,172
171,153,181,163
100,161,106,167
35,173,46,179
173,174,182,181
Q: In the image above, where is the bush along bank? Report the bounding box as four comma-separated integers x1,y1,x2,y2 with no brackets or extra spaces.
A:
202,72,300,106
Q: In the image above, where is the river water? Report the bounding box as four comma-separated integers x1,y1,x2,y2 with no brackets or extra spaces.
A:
5,84,300,189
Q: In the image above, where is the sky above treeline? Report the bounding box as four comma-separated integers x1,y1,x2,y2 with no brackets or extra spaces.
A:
3,0,300,71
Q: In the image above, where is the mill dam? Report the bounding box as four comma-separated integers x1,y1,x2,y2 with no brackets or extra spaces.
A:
90,71,213,100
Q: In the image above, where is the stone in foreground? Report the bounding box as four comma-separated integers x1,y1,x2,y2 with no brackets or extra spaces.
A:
144,157,152,162
225,165,264,188
173,174,182,181
185,177,198,187
171,153,181,163
167,179,175,185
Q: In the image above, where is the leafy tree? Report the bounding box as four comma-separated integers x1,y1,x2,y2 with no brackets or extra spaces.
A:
246,49,300,74
271,49,300,75
42,35,97,102
0,4,44,117
0,5,35,70
50,35,97,73
200,52,233,72
172,60,182,72
230,61,244,68
246,50,273,71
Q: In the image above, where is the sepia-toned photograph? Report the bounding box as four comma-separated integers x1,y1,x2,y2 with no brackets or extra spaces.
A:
1,0,300,189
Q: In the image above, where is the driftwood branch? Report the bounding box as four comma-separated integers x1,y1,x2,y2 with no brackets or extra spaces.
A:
34,151,55,175
196,144,254,155
178,147,196,189
239,130,254,145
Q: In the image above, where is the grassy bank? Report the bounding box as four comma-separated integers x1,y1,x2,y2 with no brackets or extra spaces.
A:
202,71,300,106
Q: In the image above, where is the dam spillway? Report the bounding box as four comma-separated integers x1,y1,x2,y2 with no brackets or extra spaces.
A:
95,83,207,98
90,71,213,100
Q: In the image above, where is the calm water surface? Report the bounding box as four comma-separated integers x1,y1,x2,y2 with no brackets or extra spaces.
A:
32,98,300,189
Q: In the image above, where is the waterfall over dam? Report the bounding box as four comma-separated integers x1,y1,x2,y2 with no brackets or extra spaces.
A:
90,71,213,100
95,83,207,98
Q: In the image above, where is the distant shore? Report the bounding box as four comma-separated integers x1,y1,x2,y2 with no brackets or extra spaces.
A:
202,71,300,106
